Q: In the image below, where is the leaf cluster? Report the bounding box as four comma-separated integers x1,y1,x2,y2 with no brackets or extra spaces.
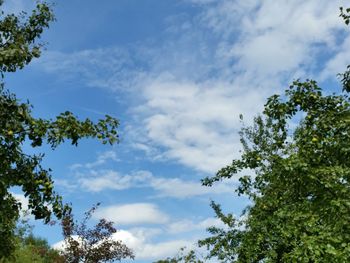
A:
0,1,54,75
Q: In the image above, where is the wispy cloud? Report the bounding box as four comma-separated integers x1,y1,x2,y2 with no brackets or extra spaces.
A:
166,217,226,234
130,76,266,173
74,168,235,198
126,237,195,260
63,151,237,198
320,35,350,82
34,48,144,93
70,150,119,170
92,203,169,225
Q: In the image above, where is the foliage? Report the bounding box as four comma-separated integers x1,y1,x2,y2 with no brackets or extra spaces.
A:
199,79,350,262
1,216,64,263
0,0,54,75
59,203,134,263
5,234,65,263
0,0,119,258
197,201,240,262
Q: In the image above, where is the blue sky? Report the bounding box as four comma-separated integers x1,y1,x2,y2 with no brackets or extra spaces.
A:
3,0,350,261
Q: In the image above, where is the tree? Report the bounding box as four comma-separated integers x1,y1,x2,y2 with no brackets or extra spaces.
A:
1,215,64,263
199,78,350,262
16,235,64,263
59,204,134,263
0,1,119,258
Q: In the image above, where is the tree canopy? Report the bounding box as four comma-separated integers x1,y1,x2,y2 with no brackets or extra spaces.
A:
0,1,119,258
200,79,350,262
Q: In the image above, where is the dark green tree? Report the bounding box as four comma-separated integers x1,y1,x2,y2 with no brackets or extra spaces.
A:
199,79,350,262
0,1,119,258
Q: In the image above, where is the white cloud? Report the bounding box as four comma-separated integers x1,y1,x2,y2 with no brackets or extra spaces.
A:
194,0,348,81
12,193,29,211
134,75,266,173
52,235,82,251
228,1,344,78
108,216,229,260
77,170,151,192
76,168,235,198
320,35,350,81
12,193,30,217
135,239,194,260
112,229,196,260
93,203,169,225
149,175,235,199
167,217,226,234
112,230,143,249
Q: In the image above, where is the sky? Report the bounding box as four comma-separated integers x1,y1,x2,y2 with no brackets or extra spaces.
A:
3,0,350,262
